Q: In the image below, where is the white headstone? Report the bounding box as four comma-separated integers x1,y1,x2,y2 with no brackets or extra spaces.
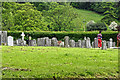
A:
7,36,13,46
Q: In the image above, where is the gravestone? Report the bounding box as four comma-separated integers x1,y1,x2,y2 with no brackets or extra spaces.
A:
107,41,110,48
48,39,51,46
78,40,81,48
21,40,26,46
16,39,21,46
109,38,113,48
102,40,107,50
19,32,26,46
94,38,98,48
29,40,36,46
0,31,7,45
16,39,26,46
37,38,45,46
21,32,25,40
112,42,116,47
64,36,69,47
33,39,36,43
81,40,85,48
7,36,13,46
92,42,95,48
75,42,79,47
44,37,49,46
84,37,87,48
51,37,58,46
87,37,91,48
69,40,75,47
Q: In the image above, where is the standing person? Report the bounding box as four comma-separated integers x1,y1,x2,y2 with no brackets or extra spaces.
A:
97,31,102,48
117,33,120,47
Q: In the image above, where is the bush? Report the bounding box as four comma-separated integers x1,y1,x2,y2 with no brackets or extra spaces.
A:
87,22,107,31
7,31,118,43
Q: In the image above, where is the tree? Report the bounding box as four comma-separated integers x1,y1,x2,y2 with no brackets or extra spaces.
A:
43,4,78,31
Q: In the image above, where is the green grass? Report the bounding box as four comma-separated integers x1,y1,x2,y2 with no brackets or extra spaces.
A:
72,9,104,31
2,46,118,78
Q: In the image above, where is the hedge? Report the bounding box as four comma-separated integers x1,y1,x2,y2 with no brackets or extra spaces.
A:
7,31,118,43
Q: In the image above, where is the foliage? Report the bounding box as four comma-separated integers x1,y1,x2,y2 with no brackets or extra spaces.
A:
101,2,118,25
43,4,78,31
86,21,107,31
2,2,120,31
71,2,119,25
2,2,104,31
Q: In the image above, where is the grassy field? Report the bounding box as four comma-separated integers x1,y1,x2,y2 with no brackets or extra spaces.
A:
2,46,118,78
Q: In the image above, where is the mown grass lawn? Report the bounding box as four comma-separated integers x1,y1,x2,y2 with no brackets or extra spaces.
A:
2,46,118,78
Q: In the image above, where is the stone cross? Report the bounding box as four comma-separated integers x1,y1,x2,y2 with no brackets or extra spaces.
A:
21,32,25,40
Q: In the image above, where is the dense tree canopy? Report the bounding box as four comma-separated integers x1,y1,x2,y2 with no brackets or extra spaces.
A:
2,2,120,31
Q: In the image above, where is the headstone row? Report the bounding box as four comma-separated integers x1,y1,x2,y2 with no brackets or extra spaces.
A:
1,31,116,50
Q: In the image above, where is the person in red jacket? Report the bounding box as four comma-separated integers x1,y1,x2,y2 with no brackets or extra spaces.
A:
97,31,102,48
117,33,120,47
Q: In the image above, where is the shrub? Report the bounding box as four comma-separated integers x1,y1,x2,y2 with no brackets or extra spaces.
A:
87,21,107,31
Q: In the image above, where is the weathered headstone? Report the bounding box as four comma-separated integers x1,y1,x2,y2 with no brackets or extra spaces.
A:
112,42,116,47
0,31,7,45
64,36,69,47
16,39,21,46
37,38,45,46
87,37,91,48
44,37,49,46
81,40,85,48
51,37,58,46
107,41,110,48
102,40,107,50
16,38,26,46
109,38,113,48
48,39,51,46
29,40,36,46
75,42,79,47
69,40,75,47
78,40,81,48
7,36,13,46
21,40,26,46
84,37,87,48
92,42,95,48
94,38,98,48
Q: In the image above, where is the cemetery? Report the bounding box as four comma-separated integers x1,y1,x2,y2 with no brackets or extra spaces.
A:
1,2,120,79
0,31,117,50
1,31,118,78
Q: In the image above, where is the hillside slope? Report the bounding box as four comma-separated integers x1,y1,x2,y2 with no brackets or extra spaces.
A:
72,8,104,31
